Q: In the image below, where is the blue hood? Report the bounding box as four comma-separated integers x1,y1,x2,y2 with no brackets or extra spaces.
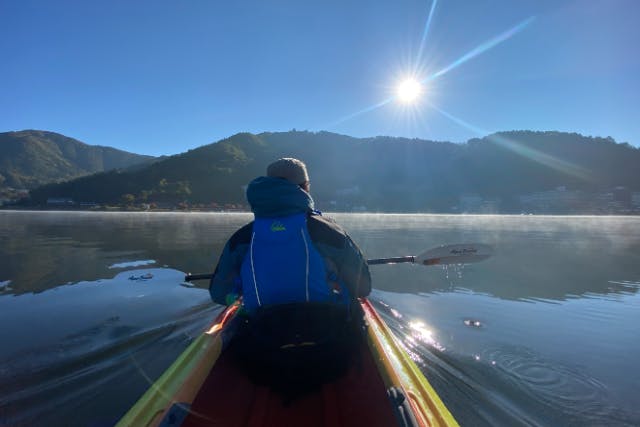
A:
246,176,314,217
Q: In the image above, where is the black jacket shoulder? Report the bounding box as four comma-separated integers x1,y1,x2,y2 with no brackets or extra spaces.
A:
307,214,347,249
228,222,254,252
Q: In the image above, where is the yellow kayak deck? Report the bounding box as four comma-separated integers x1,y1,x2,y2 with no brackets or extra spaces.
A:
117,300,458,427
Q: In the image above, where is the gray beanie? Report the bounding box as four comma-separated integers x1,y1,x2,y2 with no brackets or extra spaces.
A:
266,158,309,185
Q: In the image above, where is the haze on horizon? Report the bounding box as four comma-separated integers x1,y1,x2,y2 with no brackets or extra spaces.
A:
1,0,638,156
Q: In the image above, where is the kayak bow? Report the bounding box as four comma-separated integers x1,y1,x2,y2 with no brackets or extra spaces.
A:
117,300,458,427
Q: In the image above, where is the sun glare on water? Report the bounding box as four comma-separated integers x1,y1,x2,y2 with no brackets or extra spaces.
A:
396,78,424,104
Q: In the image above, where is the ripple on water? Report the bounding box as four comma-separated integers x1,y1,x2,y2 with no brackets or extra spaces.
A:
370,297,640,426
0,303,218,426
481,346,635,425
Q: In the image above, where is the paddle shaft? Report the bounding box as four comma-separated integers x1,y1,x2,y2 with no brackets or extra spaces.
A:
184,243,491,282
186,273,214,281
367,256,414,265
186,256,433,282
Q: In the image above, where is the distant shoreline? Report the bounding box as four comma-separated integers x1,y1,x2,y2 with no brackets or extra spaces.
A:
2,207,639,217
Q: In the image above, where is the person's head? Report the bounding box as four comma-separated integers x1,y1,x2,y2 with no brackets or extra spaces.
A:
266,158,310,192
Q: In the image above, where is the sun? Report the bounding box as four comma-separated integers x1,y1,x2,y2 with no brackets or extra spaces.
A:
396,78,423,103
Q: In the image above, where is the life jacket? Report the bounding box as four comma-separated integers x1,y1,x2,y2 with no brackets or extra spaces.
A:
240,212,349,313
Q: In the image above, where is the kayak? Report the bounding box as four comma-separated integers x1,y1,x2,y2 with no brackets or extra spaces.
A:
116,299,458,427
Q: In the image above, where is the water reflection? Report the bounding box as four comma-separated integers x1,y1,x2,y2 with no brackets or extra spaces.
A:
0,211,251,294
372,291,640,426
1,211,639,426
0,267,216,426
334,213,640,301
2,211,638,301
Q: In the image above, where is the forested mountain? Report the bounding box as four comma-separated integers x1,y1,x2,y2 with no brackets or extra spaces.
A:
27,130,640,213
0,130,155,189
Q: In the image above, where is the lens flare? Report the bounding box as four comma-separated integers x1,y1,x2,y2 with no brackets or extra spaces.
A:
429,103,591,180
425,16,535,83
416,0,438,65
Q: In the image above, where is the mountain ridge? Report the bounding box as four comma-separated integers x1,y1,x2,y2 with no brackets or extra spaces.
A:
0,130,156,189
22,129,640,213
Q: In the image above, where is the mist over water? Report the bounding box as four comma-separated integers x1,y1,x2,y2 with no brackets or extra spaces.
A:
1,211,639,426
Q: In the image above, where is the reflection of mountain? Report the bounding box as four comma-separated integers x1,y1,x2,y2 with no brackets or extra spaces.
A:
0,130,155,189
27,130,640,213
0,211,251,294
370,247,640,302
3,212,638,302
345,214,640,301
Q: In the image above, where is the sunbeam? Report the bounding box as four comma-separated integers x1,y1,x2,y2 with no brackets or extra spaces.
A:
326,98,394,129
429,104,591,180
416,0,438,65
425,16,536,82
429,104,487,135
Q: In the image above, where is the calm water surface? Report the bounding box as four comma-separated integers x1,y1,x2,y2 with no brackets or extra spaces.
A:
1,211,639,426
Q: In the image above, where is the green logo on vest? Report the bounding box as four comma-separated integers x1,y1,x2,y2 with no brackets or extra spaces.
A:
270,221,286,232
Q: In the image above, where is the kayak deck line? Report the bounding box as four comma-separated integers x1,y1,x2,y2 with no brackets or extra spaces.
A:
361,299,458,427
117,299,459,427
116,306,235,427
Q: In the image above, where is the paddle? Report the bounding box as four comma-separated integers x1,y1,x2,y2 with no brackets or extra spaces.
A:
367,243,493,266
184,243,493,282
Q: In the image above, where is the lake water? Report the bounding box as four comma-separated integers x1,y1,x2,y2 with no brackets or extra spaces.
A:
1,211,639,426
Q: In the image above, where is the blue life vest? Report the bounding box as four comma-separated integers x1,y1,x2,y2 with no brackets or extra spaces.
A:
240,213,349,313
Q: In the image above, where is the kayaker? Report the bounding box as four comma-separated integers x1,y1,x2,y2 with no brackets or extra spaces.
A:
209,157,371,312
208,158,371,396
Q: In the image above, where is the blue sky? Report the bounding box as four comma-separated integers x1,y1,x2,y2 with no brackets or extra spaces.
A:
1,0,638,156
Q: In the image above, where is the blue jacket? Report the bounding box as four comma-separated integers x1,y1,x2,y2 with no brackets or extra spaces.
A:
210,177,371,309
